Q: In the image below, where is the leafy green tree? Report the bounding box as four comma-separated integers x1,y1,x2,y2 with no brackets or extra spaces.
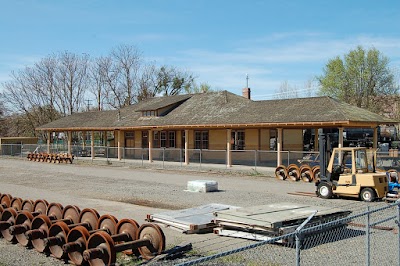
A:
318,46,398,113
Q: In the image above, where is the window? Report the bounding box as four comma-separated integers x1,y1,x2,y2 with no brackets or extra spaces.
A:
169,131,176,148
152,131,176,148
195,131,209,149
231,131,245,150
125,132,134,139
142,110,157,117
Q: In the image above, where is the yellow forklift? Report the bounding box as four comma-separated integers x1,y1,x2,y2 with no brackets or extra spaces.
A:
315,130,388,202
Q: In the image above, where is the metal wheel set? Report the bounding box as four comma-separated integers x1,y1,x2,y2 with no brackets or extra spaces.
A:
0,193,165,266
275,164,321,182
27,152,74,164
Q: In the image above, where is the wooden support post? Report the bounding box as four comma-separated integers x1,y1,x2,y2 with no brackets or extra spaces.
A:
373,127,378,149
117,130,122,160
47,131,51,153
277,128,283,166
91,131,95,160
227,129,232,167
67,132,72,154
314,128,319,151
103,131,107,146
82,131,86,150
338,127,344,148
148,130,153,162
184,130,189,165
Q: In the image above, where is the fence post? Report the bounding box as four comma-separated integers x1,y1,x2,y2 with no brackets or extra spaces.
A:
254,150,257,171
199,149,202,170
397,203,400,265
366,206,370,266
163,148,165,169
295,211,317,266
180,148,182,169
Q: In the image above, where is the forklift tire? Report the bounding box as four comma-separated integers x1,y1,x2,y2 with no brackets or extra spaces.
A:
360,188,376,202
317,182,333,199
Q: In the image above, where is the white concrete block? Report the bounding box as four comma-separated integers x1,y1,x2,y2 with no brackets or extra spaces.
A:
187,180,218,193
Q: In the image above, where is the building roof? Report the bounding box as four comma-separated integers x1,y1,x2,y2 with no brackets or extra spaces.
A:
36,91,395,131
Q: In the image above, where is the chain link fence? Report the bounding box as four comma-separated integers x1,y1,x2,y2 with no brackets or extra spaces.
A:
175,202,400,266
2,143,400,175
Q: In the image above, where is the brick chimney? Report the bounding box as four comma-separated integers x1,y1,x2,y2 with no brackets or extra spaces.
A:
242,88,251,99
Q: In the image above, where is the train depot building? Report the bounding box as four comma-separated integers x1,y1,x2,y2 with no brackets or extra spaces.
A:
37,89,394,167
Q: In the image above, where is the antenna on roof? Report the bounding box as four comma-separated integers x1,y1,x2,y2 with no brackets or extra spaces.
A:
246,74,249,88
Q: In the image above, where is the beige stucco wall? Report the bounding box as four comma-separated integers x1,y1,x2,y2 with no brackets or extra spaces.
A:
260,129,270,150
245,129,259,150
283,129,303,151
209,130,226,150
0,137,38,145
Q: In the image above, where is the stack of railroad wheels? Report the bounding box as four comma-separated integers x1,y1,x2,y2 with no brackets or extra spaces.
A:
27,153,74,164
0,192,165,266
275,164,320,183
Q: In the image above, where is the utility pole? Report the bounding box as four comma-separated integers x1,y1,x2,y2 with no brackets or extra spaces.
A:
86,99,92,111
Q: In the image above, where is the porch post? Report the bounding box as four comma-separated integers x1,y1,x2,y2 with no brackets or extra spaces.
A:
67,131,72,154
338,127,344,148
373,127,378,149
103,131,107,146
314,128,319,151
184,130,189,165
117,130,122,160
47,131,51,153
148,130,153,162
82,131,86,148
91,131,95,159
227,129,232,167
277,128,283,166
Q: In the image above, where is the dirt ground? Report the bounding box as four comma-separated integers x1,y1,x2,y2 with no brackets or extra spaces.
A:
0,157,379,265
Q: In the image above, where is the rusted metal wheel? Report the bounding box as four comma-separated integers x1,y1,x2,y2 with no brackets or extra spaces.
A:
33,199,49,215
46,221,71,259
10,197,23,211
0,208,18,241
312,166,321,183
137,223,166,260
65,226,91,266
0,194,12,208
287,164,301,182
28,214,53,252
10,210,34,246
21,199,35,212
47,203,64,221
62,205,81,224
300,164,314,182
78,208,100,231
116,218,140,255
275,165,288,180
85,231,116,266
97,214,118,235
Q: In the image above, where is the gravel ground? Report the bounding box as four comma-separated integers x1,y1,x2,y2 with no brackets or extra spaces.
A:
0,158,396,265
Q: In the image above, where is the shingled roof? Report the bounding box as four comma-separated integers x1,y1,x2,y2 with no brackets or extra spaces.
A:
36,91,394,131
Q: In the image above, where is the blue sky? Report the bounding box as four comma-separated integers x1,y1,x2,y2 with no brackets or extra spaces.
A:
1,0,399,100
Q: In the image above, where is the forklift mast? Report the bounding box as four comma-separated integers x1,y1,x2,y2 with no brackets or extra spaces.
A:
318,128,335,179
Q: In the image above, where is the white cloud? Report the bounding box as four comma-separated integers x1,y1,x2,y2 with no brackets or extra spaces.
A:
156,33,400,99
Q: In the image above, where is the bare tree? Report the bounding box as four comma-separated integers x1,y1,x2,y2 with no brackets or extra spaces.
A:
111,44,142,106
89,56,109,110
56,51,90,115
274,81,299,99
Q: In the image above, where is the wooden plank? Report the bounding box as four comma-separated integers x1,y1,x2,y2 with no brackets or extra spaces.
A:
214,203,350,229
